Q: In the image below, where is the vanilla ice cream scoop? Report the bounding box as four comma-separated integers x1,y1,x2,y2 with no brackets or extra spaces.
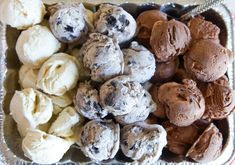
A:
81,33,124,82
19,65,39,89
121,123,167,164
123,41,156,83
100,76,145,116
22,129,73,164
10,88,53,136
74,82,108,119
37,53,79,96
94,4,136,43
16,25,61,68
49,106,80,138
49,3,88,43
0,0,46,29
79,120,120,161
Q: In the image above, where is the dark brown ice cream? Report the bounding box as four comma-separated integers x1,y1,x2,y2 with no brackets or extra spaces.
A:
150,19,191,62
163,121,201,155
136,10,167,46
188,17,220,43
158,79,205,126
186,123,223,163
184,39,233,82
198,76,235,121
151,58,179,83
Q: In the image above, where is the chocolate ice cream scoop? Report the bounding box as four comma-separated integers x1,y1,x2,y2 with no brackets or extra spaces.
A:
149,84,166,119
136,10,167,46
198,76,235,121
188,17,220,42
163,121,201,155
150,19,191,62
186,123,223,163
151,58,179,83
158,79,205,127
184,39,234,82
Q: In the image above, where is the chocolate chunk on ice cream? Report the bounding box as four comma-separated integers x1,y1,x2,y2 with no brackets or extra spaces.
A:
121,122,167,163
123,41,156,83
94,4,136,43
136,10,167,46
81,33,124,82
79,120,120,161
100,76,146,116
198,76,235,120
150,19,191,62
163,121,201,155
184,39,234,82
74,82,108,120
186,123,223,163
188,17,220,42
158,79,205,127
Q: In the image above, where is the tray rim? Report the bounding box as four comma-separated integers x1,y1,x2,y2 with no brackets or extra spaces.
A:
0,1,235,165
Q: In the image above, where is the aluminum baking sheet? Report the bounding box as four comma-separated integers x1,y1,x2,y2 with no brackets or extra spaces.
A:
0,0,234,164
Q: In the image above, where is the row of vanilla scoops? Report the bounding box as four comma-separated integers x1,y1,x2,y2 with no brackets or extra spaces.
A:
0,0,234,165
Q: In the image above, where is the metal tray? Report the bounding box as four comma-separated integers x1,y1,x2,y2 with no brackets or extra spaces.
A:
0,0,234,164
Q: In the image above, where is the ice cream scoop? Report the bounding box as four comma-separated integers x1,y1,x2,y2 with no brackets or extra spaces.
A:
22,129,73,164
188,16,220,42
115,90,156,124
198,76,235,120
100,76,145,116
158,79,205,127
49,3,88,43
74,82,108,120
121,122,167,164
0,0,46,29
81,33,124,82
49,106,80,138
79,120,120,161
136,10,167,46
151,58,179,83
10,88,53,136
94,4,136,43
37,53,79,96
149,84,166,119
122,41,156,83
150,19,191,62
184,39,233,82
16,25,61,68
19,65,39,89
163,121,201,155
186,123,223,163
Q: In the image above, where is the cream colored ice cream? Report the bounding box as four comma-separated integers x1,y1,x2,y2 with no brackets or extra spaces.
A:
16,25,61,68
49,107,80,138
0,0,46,29
50,91,74,108
37,53,79,96
22,129,73,164
19,65,39,89
10,88,53,136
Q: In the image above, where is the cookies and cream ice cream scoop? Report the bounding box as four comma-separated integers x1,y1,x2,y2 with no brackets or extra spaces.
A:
94,4,136,44
79,120,120,161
